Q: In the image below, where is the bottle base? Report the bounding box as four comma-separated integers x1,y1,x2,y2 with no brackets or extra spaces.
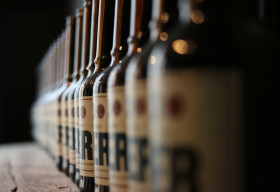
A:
79,176,95,192
95,184,109,192
69,164,76,182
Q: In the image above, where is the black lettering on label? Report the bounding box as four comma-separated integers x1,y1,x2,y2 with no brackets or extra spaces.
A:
109,133,127,171
58,126,62,143
80,130,93,160
151,146,198,192
77,128,80,154
64,126,69,146
95,132,109,166
128,137,148,181
70,127,76,150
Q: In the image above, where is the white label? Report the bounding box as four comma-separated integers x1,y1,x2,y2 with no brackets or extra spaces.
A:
126,80,150,192
79,96,94,177
94,93,109,186
148,70,242,192
69,99,76,165
74,99,80,169
62,99,69,160
108,86,128,192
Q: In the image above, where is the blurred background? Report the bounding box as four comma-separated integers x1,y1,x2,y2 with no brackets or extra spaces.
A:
0,0,83,143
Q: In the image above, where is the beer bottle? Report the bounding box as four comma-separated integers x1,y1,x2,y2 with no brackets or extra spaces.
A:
53,33,66,171
93,0,131,191
65,8,84,182
72,0,92,186
64,7,84,184
125,0,179,191
78,0,115,190
147,0,245,191
61,16,76,176
76,0,97,190
107,0,152,191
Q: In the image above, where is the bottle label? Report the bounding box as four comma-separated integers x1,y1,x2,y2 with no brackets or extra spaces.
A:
149,70,242,192
108,86,128,191
126,80,150,192
62,99,69,160
74,99,80,169
94,93,109,187
69,99,76,165
79,96,94,177
56,101,63,157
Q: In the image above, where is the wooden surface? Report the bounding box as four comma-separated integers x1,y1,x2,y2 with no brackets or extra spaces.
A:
0,143,79,192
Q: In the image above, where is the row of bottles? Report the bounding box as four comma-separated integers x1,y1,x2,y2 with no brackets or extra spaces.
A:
31,0,279,192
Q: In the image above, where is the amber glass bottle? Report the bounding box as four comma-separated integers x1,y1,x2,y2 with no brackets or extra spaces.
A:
79,0,116,191
65,8,83,182
147,0,245,191
61,16,76,176
72,0,92,187
92,1,131,191
53,33,67,171
106,0,152,191
76,0,98,190
125,0,179,191
63,8,84,183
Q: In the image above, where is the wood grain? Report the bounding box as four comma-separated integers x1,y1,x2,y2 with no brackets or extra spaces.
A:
0,143,79,192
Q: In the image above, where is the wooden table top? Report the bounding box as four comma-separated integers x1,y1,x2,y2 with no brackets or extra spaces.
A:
0,143,79,192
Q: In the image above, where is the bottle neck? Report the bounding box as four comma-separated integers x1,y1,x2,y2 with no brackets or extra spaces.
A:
73,8,83,82
126,0,153,56
80,0,92,78
109,0,131,67
94,0,116,72
87,0,99,75
64,16,75,83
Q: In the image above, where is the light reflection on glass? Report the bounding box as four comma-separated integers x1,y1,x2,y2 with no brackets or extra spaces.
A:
191,10,205,24
160,12,169,23
150,55,157,64
137,47,142,53
160,32,168,41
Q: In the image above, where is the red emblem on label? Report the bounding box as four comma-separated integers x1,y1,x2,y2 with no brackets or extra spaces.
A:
97,104,105,118
136,98,146,114
113,100,121,116
168,96,183,116
81,106,86,118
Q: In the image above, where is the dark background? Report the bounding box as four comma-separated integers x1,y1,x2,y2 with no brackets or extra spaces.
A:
0,0,82,144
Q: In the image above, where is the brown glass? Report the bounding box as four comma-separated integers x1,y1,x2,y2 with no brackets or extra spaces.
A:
72,0,93,187
79,0,115,191
67,8,84,182
105,0,152,191
107,0,152,87
146,0,275,191
61,16,76,176
125,0,179,189
54,33,66,172
92,0,131,191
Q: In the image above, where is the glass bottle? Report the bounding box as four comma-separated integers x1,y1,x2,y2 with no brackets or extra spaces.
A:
93,0,131,191
61,16,76,176
125,0,179,191
78,0,115,190
66,8,84,182
147,0,245,191
72,0,92,186
107,0,152,191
